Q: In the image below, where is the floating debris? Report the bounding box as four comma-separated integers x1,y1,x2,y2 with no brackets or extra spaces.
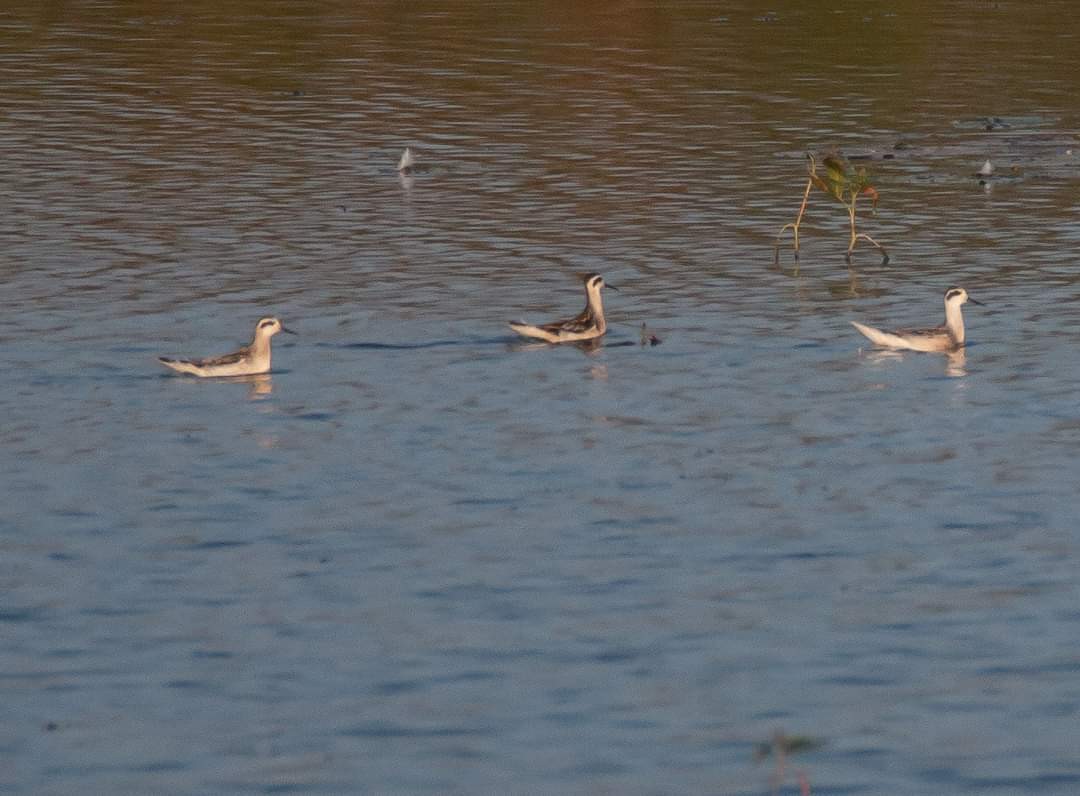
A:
397,147,416,174
953,114,1051,131
757,731,822,796
977,159,994,178
754,731,823,761
639,323,662,346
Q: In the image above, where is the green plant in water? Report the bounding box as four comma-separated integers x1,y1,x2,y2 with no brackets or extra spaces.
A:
812,153,889,263
775,153,889,266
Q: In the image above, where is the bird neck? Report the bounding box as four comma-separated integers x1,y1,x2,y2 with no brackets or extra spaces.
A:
250,331,274,358
585,289,606,332
944,301,965,344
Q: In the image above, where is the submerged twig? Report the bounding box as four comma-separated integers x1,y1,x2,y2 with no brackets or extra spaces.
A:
639,322,662,346
774,158,816,267
848,231,889,263
755,730,822,796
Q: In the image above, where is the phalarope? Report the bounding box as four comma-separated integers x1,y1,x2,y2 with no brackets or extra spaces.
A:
851,287,984,352
159,317,296,377
397,147,415,173
509,273,617,343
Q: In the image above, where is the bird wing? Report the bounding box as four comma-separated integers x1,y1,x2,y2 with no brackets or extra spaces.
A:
888,324,949,340
187,347,251,368
537,308,594,335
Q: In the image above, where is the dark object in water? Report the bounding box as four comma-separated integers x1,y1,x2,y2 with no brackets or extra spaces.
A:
754,731,822,761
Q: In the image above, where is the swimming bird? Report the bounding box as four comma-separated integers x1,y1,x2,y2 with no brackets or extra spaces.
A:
509,273,616,343
851,287,983,352
397,147,415,173
159,317,296,377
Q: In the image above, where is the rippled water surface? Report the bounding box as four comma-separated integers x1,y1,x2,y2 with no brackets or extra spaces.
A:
4,2,1080,793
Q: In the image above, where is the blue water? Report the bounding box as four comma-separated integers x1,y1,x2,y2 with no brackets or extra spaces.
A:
3,2,1080,793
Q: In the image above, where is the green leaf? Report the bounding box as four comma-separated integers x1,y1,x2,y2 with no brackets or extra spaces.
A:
822,155,848,185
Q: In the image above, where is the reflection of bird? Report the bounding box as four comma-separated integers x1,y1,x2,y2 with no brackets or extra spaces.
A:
159,317,296,377
509,273,616,343
397,147,415,173
945,350,967,378
851,287,984,352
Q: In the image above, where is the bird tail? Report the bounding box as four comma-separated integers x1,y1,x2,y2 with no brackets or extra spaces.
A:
851,321,908,349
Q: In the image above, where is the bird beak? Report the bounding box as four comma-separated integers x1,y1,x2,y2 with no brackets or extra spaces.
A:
281,326,298,335
606,284,619,291
967,297,985,306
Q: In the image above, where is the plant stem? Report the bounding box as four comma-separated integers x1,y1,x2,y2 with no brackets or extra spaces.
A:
847,201,858,254
774,177,812,265
855,233,889,263
844,196,889,264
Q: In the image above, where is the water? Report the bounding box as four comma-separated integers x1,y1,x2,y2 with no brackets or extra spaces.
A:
3,2,1080,793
